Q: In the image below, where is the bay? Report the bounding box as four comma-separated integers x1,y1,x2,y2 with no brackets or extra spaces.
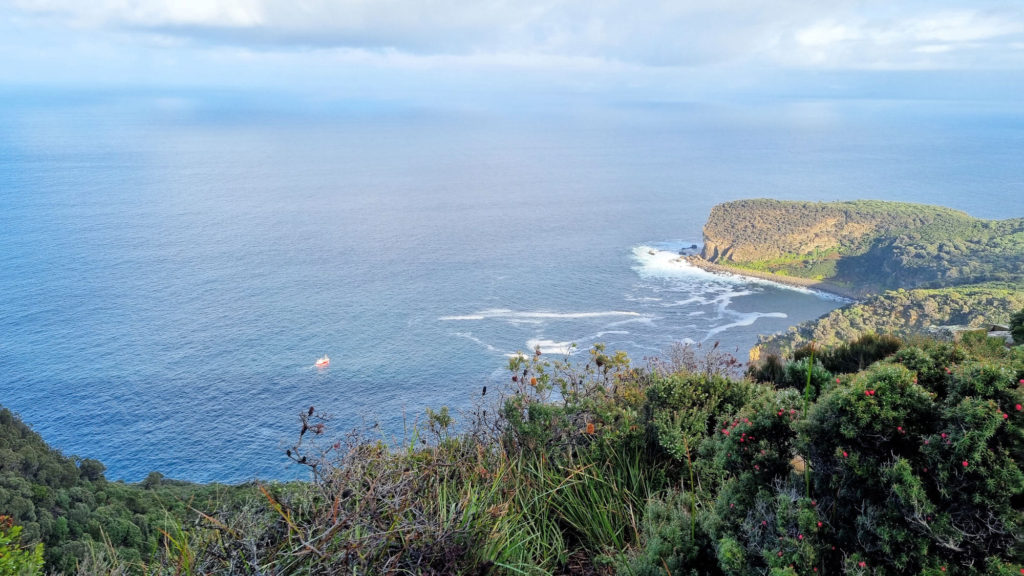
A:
1,92,1022,482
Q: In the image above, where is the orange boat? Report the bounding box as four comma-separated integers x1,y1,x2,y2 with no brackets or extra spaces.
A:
315,354,330,368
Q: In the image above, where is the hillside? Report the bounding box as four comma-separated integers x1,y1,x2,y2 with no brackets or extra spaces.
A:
0,407,247,573
698,199,1024,296
757,282,1024,353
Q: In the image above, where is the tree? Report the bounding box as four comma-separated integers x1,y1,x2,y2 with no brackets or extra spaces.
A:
77,458,105,482
1011,308,1024,344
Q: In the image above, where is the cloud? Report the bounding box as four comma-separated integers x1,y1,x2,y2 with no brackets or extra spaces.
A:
783,9,1024,69
11,0,263,28
2,0,1024,96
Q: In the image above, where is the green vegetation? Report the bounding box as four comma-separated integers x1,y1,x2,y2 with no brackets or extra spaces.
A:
700,199,1024,295
3,333,1023,575
1,516,44,576
3,199,1022,574
0,407,255,573
758,283,1024,354
1013,309,1024,345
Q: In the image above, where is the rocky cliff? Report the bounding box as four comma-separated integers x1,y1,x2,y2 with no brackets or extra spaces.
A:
699,199,969,263
698,199,1024,353
697,199,1024,295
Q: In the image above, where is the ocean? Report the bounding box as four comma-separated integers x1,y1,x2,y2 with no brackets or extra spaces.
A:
2,92,1022,482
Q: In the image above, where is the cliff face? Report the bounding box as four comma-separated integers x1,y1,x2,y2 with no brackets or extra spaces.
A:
699,199,966,263
697,198,1024,294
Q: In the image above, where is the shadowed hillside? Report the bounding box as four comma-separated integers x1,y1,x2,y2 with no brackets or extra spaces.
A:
757,282,1024,353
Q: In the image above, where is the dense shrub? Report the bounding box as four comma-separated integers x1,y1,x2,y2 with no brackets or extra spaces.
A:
797,333,904,374
3,336,1023,575
0,516,44,576
800,341,1024,574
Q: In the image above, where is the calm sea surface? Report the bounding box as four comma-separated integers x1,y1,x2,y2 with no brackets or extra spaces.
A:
2,93,1022,482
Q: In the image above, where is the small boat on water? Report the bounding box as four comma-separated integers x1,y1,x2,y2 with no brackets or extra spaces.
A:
315,355,330,368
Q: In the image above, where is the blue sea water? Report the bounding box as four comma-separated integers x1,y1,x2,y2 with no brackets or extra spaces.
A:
1,92,1022,483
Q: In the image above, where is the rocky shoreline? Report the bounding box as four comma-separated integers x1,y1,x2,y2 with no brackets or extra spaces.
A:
683,255,864,301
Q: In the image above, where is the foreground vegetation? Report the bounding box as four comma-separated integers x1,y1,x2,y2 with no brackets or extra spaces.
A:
3,324,1024,575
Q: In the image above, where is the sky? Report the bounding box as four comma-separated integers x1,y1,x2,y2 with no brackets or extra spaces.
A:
2,0,1024,103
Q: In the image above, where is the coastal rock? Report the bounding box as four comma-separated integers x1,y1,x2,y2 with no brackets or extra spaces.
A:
698,198,1024,294
699,199,965,263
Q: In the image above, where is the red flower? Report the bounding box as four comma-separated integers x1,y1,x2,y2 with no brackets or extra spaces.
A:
1004,413,1009,420
836,377,841,383
798,534,804,540
817,521,823,527
962,460,969,468
722,429,730,435
1017,404,1022,411
859,561,866,567
843,451,848,458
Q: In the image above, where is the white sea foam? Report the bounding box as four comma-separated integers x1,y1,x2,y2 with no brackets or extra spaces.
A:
526,339,578,355
440,308,642,321
591,330,630,339
705,312,788,339
605,315,658,328
631,245,723,281
453,332,502,353
625,295,663,302
632,244,852,302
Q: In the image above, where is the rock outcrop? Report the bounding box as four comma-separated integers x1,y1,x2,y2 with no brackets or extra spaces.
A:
699,199,969,264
